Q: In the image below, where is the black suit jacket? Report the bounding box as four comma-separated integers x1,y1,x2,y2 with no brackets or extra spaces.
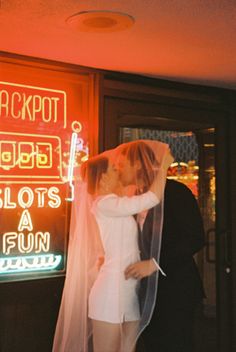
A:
140,179,205,312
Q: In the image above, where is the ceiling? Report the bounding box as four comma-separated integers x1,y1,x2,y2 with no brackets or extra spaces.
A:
1,0,236,90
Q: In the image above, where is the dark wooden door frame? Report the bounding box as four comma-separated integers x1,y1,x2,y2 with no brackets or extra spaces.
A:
229,92,236,352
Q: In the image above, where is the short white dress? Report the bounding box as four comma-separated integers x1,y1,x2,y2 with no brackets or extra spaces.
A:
88,191,159,323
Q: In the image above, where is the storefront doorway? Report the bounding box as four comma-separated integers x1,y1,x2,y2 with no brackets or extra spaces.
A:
103,96,231,351
120,126,216,352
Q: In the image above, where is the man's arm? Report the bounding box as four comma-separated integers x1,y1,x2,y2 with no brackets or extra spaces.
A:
160,180,205,269
125,180,205,279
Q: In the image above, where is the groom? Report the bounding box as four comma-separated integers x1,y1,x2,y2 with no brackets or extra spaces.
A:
120,140,205,352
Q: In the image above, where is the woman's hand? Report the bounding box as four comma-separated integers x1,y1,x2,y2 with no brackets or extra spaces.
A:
124,259,157,280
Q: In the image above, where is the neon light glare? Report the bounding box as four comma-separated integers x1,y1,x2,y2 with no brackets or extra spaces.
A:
18,187,34,208
3,231,51,255
0,254,62,274
1,187,16,208
0,186,61,209
36,143,52,168
66,132,78,201
18,209,33,231
34,188,47,207
0,81,67,128
18,142,35,169
2,232,17,255
81,155,89,162
0,141,16,169
48,187,61,208
0,80,90,279
18,233,34,253
34,232,50,253
0,130,87,184
71,120,82,133
0,131,62,183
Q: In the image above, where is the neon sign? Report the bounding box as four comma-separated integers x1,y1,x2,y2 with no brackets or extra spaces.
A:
66,132,78,201
0,132,62,182
0,81,67,127
0,76,89,281
0,254,62,274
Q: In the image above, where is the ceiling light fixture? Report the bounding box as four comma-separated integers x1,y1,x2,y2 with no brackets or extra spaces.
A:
66,10,135,33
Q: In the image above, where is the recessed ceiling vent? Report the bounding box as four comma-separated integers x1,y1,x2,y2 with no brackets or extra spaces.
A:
66,10,135,32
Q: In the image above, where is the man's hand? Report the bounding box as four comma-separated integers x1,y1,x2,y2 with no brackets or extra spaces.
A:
124,259,157,280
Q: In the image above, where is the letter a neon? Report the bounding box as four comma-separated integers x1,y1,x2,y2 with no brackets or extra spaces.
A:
18,209,33,231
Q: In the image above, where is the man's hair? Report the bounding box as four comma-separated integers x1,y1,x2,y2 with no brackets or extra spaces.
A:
123,141,160,189
81,156,109,195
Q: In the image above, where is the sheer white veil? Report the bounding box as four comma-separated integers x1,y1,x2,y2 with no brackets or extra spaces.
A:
52,140,171,352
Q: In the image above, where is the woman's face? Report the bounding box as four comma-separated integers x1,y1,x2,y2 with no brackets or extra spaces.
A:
104,161,119,192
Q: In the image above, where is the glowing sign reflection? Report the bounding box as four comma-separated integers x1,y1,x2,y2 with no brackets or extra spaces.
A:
0,78,89,280
0,254,62,274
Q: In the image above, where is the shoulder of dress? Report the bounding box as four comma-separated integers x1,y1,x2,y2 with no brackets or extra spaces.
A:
94,193,118,204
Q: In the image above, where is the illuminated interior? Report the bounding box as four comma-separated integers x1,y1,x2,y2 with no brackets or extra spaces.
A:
121,127,200,197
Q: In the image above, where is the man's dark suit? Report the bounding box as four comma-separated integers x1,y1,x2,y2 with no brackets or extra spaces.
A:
138,179,205,352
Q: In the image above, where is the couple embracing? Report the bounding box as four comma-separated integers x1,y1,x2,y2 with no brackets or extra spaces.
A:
53,140,176,352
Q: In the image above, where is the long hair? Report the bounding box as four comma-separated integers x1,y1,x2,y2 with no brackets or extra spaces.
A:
124,140,160,190
81,156,109,195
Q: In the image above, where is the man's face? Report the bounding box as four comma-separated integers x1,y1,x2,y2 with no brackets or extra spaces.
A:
117,154,139,186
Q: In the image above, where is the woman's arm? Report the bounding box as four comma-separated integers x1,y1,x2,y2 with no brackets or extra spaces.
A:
96,191,159,217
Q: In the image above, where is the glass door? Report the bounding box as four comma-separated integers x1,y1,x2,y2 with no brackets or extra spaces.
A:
102,95,231,351
120,126,217,352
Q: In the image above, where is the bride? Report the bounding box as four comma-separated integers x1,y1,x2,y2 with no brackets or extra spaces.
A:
52,140,173,352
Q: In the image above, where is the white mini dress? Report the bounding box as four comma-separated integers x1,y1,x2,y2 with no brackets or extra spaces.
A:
88,191,159,323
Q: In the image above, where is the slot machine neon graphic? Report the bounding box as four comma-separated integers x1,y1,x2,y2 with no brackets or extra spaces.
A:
0,81,88,280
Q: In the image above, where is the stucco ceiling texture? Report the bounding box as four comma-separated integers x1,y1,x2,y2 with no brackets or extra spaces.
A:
1,0,236,89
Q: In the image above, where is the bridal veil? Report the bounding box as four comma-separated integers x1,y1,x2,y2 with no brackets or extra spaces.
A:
52,140,171,352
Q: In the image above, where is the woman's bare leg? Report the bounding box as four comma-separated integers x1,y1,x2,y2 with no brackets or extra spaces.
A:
122,321,139,352
92,319,121,352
